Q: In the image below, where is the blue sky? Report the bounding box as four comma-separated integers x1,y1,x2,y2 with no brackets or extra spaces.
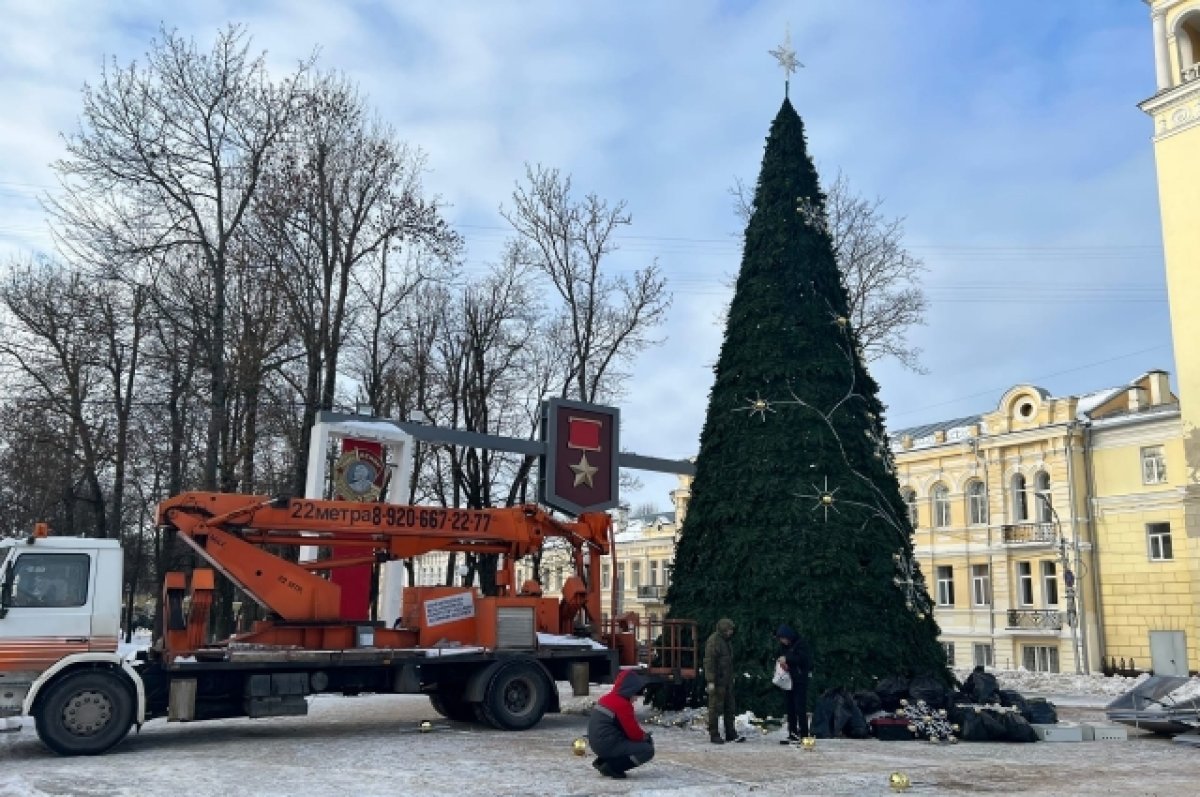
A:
0,1,1172,510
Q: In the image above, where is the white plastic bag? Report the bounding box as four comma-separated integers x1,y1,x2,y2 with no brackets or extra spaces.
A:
772,659,792,690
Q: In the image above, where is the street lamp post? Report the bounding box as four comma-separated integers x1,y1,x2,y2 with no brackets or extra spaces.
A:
1036,493,1082,674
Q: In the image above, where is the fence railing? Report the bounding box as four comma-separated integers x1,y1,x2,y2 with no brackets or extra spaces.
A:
1006,608,1062,630
1001,522,1057,545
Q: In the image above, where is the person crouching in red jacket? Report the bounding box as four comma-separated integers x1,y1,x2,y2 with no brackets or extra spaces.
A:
586,669,655,779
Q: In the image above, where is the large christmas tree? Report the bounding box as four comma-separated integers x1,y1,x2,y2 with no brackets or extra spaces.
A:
667,94,948,714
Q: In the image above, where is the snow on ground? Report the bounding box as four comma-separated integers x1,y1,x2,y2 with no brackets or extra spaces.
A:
3,673,1199,797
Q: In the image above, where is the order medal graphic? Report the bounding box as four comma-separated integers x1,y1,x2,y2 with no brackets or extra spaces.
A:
333,448,384,501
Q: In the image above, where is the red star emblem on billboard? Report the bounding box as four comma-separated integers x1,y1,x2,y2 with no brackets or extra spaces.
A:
539,399,619,516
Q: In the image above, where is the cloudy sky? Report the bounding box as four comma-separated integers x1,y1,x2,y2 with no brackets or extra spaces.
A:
0,1,1171,510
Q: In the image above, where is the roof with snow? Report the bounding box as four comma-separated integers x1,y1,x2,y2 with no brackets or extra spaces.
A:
891,415,981,441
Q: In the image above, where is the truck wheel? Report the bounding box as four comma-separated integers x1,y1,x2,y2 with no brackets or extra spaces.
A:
429,692,477,723
478,660,549,731
34,670,134,756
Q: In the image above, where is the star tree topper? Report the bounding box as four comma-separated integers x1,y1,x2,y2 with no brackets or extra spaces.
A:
769,24,803,96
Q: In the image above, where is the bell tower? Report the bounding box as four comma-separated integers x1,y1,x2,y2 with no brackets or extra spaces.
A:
1140,0,1200,536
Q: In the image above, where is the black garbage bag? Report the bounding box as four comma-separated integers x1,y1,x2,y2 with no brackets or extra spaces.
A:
958,709,1007,742
1001,711,1039,742
833,690,870,739
1023,697,1058,725
998,689,1029,716
852,690,882,716
962,669,1000,704
909,674,951,709
874,676,909,711
811,690,839,738
813,688,870,738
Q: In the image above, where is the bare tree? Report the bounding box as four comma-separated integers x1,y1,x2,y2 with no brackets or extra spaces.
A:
48,24,312,490
502,164,670,403
0,262,113,539
253,72,460,495
732,171,927,371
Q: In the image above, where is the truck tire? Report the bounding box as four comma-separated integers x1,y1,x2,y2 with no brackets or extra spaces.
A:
429,692,477,723
34,670,134,756
477,660,550,731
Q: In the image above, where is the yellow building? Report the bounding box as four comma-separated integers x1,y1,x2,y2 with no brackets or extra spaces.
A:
893,372,1191,675
1140,0,1200,536
1087,373,1194,674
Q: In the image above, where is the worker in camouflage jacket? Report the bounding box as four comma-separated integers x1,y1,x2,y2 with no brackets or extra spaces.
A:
704,618,744,744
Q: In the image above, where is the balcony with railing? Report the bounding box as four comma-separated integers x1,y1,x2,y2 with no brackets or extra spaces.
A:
1000,522,1057,546
638,584,668,601
1006,609,1062,631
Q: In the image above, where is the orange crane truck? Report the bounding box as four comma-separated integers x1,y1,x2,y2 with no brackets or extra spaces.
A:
0,492,696,755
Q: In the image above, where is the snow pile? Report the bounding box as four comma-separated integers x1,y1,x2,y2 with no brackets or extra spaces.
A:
117,628,152,660
956,668,1148,698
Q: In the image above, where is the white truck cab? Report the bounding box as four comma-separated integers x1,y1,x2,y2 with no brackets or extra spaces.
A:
0,535,125,725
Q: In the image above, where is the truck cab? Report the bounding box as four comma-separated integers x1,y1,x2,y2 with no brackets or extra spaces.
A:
0,535,124,721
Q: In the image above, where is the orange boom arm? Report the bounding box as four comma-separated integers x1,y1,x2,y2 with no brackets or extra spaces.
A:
156,492,613,625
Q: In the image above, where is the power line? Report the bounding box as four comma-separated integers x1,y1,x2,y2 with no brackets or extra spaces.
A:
887,344,1173,422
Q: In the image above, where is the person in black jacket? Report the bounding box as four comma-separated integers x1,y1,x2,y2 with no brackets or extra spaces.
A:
775,624,812,743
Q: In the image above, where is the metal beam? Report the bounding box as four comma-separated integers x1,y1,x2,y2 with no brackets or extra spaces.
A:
314,411,695,475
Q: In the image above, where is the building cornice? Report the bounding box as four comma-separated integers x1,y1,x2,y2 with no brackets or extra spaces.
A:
1140,78,1200,140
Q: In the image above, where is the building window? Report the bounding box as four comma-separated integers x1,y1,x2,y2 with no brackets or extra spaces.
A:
616,563,625,592
1142,446,1167,485
932,485,951,528
601,563,611,590
649,560,659,586
942,642,956,666
1017,561,1034,605
1041,561,1058,605
973,643,993,668
967,481,988,525
902,488,919,528
1148,522,1174,561
631,561,642,588
1178,14,1200,78
1011,474,1028,521
935,565,954,606
1034,472,1052,523
663,563,672,587
1023,645,1060,673
971,564,991,606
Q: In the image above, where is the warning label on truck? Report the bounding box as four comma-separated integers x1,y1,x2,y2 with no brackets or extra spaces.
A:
424,592,476,627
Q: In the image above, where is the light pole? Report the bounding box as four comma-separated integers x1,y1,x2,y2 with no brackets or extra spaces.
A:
1036,493,1082,674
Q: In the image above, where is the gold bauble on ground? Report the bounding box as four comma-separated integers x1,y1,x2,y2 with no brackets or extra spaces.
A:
889,772,912,791
572,738,588,756
800,736,816,750
419,720,433,733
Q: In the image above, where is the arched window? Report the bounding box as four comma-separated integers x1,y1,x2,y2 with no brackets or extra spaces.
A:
1034,472,1052,523
967,481,988,525
932,484,951,528
901,488,919,528
1178,13,1200,80
1012,474,1028,522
